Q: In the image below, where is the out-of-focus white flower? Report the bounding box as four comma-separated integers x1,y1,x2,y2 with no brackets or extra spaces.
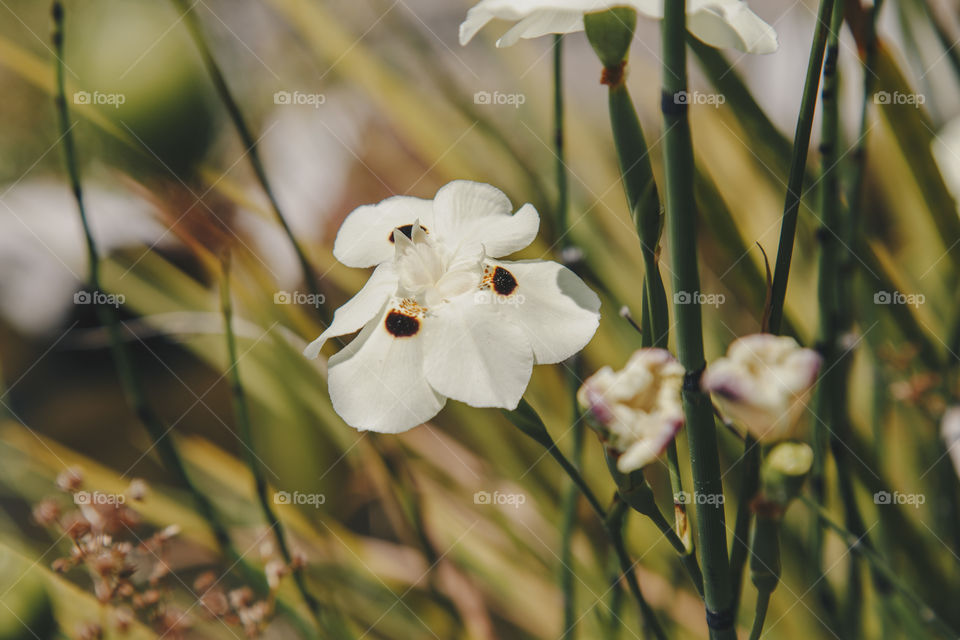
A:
0,178,174,335
702,334,822,443
941,407,960,481
459,0,778,54
304,180,600,433
577,348,684,472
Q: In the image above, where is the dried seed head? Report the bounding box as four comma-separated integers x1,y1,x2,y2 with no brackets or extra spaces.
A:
200,590,230,618
75,621,103,640
113,607,134,633
32,499,60,526
228,586,254,610
61,512,91,539
127,478,149,501
57,467,84,492
193,571,217,593
265,559,288,590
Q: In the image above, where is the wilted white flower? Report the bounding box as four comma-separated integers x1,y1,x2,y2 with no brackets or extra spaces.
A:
460,0,778,54
702,334,822,443
941,407,960,480
304,180,600,433
577,348,684,472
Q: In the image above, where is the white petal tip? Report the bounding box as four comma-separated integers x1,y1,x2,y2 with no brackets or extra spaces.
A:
303,336,326,359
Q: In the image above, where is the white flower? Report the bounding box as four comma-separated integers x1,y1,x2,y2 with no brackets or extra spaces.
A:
304,180,601,433
941,407,960,481
459,0,778,54
577,348,684,472
702,334,822,443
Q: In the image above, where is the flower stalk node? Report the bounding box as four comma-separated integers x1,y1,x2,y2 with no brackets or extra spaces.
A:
705,607,735,631
683,366,705,391
601,61,627,86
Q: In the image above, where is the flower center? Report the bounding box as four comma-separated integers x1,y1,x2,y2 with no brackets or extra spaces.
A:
393,226,481,307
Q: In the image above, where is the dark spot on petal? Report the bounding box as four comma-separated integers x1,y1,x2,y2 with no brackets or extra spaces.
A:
385,311,420,337
492,267,518,295
388,224,428,243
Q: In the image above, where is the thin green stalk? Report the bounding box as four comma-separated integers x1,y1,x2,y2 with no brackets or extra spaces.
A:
747,590,770,640
503,401,666,639
729,437,760,613
809,0,846,625
552,35,583,638
170,0,322,303
606,70,696,579
768,0,838,334
801,496,960,639
661,1,733,637
219,255,348,638
606,458,704,596
52,0,232,560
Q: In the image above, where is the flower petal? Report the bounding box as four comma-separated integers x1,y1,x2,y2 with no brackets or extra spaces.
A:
334,196,435,268
490,259,600,364
432,180,539,257
687,0,778,54
303,263,398,359
422,292,533,409
496,10,585,47
327,306,445,433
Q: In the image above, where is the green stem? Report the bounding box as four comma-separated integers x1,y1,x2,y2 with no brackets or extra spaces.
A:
801,496,960,639
729,437,760,613
747,590,771,640
661,2,733,637
52,0,232,562
768,0,838,334
503,401,666,639
170,0,322,303
809,0,846,625
219,256,348,638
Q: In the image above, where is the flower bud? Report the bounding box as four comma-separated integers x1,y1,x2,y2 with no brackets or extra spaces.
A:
584,7,637,70
578,349,683,472
702,334,822,443
760,442,814,510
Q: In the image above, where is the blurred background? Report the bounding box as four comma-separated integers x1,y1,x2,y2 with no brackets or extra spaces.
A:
0,0,958,638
